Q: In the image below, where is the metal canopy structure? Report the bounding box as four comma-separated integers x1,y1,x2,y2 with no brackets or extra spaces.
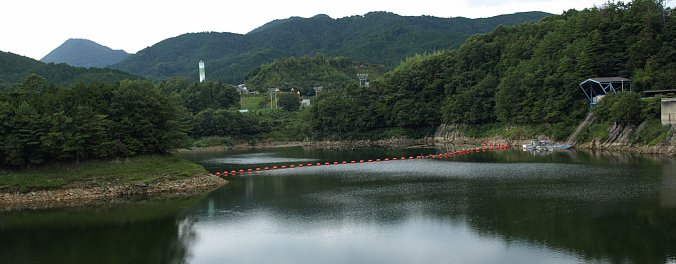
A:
579,77,631,107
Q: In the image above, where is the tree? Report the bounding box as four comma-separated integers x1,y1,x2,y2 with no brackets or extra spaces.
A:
277,93,301,111
181,81,240,113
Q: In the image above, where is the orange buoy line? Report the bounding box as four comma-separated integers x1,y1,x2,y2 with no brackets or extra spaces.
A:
213,143,510,177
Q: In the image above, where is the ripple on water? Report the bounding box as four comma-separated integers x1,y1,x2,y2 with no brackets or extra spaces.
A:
204,152,319,165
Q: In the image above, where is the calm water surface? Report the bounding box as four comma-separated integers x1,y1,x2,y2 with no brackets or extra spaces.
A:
2,147,676,264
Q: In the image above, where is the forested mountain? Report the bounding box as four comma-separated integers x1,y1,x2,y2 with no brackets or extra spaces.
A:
312,0,676,139
41,39,130,68
0,51,140,87
111,11,551,84
245,55,384,93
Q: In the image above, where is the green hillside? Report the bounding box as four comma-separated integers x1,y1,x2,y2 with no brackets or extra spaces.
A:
0,51,140,87
245,55,384,93
111,11,552,84
41,38,130,68
311,0,676,139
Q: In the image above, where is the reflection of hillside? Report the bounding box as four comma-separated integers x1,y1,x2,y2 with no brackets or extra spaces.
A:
462,180,676,264
0,198,200,264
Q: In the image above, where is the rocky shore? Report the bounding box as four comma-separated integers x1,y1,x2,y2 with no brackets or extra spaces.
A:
0,173,226,211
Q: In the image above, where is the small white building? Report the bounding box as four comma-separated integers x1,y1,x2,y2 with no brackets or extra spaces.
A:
301,99,311,107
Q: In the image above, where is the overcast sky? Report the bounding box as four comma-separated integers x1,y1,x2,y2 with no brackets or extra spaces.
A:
2,0,673,60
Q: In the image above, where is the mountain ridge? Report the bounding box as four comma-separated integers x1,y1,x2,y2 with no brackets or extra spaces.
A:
110,11,552,84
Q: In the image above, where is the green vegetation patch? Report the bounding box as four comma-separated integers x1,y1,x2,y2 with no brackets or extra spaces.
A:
241,96,264,111
576,122,611,143
461,122,575,141
0,155,207,193
632,119,671,146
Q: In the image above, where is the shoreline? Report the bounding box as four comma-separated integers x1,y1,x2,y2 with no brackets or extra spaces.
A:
175,138,431,153
0,172,226,212
177,136,675,156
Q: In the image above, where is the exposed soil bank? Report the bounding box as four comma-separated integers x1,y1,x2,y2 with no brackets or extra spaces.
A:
0,172,226,211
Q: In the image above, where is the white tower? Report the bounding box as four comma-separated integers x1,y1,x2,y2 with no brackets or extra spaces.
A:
199,60,205,82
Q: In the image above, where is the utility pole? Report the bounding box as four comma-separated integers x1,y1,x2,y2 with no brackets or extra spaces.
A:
268,88,276,109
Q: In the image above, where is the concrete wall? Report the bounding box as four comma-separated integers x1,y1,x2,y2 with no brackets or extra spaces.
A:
662,98,676,125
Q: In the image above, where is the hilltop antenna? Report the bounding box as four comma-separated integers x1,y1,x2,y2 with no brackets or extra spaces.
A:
199,60,205,82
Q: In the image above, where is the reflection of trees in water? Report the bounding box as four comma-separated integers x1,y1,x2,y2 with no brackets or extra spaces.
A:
198,157,676,264
461,178,676,264
0,200,199,264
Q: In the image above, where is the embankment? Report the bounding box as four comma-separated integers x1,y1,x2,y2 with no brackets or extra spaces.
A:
0,172,225,211
579,122,676,155
433,121,676,155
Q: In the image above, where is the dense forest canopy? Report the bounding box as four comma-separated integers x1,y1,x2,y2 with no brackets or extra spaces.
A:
1,0,674,168
110,11,551,84
310,0,675,139
0,51,139,87
0,77,190,168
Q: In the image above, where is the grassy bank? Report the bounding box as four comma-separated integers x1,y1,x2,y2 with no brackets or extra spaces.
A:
0,154,207,193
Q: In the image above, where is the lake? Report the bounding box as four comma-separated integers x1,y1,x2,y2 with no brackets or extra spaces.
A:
1,146,675,264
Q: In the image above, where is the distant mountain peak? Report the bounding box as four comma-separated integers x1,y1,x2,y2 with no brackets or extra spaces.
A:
41,38,130,68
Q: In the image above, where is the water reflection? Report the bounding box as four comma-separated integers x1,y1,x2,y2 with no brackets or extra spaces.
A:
1,148,675,264
0,199,200,264
182,148,676,264
204,152,320,165
662,163,676,208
